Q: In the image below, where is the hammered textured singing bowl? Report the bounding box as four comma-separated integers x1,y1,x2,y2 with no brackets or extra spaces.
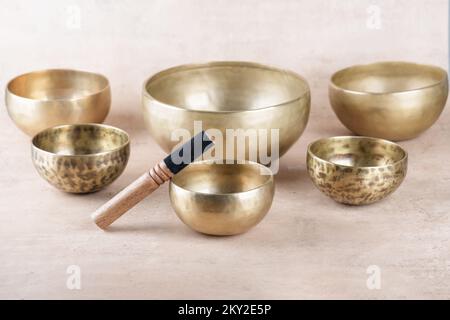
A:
142,61,310,162
329,61,448,141
6,69,111,136
32,124,129,193
307,136,407,205
169,160,274,236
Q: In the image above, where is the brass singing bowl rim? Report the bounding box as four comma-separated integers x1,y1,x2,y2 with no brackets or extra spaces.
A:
330,61,448,95
7,68,110,102
143,60,310,113
307,136,408,169
32,123,130,157
171,160,274,196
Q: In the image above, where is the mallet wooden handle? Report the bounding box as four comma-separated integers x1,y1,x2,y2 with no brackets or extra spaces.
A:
91,161,173,229
91,131,213,230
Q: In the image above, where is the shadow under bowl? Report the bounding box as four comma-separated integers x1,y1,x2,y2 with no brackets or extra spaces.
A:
169,160,275,235
6,69,111,136
329,61,448,141
142,61,310,162
31,124,130,193
307,136,407,205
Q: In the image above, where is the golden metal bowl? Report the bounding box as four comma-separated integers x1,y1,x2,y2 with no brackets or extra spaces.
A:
6,69,111,136
31,124,129,193
307,136,407,205
142,61,310,161
169,160,275,235
329,61,448,141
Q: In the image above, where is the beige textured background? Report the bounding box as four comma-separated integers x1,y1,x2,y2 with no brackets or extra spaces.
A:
0,0,449,299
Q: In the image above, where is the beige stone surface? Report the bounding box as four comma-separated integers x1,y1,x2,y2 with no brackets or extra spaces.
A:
0,0,449,299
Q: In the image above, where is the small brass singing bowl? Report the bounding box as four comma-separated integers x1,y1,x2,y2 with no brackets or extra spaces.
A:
307,136,407,205
329,61,448,141
169,161,275,236
6,69,111,136
142,61,310,161
31,124,130,193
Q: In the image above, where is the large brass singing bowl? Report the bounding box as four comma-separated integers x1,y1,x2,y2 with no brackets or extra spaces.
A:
307,136,407,205
142,61,310,161
32,124,129,193
329,62,448,141
169,161,275,236
6,69,111,136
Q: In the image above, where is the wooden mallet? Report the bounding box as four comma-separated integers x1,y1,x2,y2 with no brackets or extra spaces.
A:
91,131,214,229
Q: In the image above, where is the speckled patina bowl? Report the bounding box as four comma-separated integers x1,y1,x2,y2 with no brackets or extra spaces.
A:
307,136,407,205
32,124,130,193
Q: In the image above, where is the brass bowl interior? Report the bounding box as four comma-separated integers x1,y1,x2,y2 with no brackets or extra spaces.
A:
32,124,129,156
8,69,109,100
309,137,406,168
145,63,309,111
331,62,446,94
172,161,272,194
